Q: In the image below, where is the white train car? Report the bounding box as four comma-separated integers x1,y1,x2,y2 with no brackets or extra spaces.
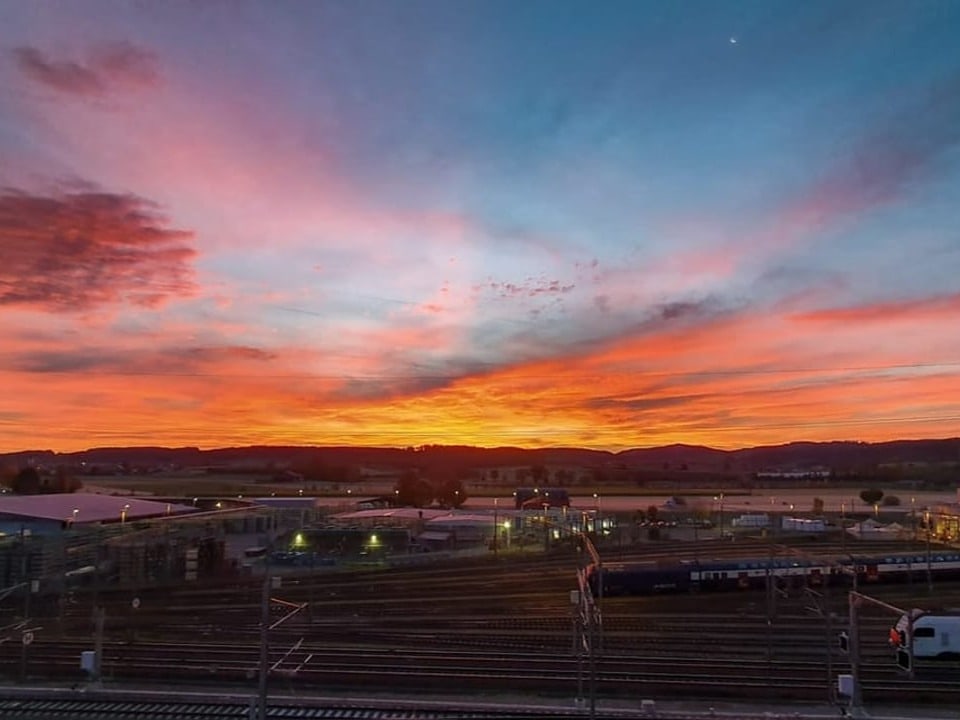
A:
892,611,960,660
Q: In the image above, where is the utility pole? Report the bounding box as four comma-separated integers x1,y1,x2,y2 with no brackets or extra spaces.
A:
848,593,862,714
840,503,846,556
257,549,271,720
803,587,833,702
20,527,31,682
493,498,498,558
846,591,910,716
92,536,105,686
574,555,599,720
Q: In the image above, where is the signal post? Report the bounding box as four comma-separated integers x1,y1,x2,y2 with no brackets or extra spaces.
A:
839,590,911,717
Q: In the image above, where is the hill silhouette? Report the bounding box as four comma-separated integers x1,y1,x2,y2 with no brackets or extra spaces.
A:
3,437,959,473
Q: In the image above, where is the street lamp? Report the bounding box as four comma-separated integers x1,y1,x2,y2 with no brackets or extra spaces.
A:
71,509,79,525
911,497,917,542
714,493,726,537
121,504,130,524
925,510,933,594
840,502,846,554
593,493,601,532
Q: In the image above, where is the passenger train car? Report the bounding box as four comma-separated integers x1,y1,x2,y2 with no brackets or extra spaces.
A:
891,610,960,660
588,552,960,597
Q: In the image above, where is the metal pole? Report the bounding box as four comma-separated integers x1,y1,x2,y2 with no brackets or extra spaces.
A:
925,512,933,594
257,549,271,719
91,535,105,686
93,606,105,685
587,608,597,720
766,538,774,662
825,610,833,703
840,503,846,556
718,491,724,539
20,527,30,682
848,593,862,714
493,499,498,557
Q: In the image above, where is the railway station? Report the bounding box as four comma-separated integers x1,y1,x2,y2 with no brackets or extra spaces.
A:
2,488,960,720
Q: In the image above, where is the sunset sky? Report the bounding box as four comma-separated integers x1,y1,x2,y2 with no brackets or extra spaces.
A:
1,0,959,453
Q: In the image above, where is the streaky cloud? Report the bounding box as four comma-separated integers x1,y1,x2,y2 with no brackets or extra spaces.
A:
792,292,960,325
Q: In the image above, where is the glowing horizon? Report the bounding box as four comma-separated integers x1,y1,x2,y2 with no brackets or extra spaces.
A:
2,1,959,454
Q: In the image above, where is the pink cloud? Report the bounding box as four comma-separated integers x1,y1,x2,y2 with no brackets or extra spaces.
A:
0,187,196,312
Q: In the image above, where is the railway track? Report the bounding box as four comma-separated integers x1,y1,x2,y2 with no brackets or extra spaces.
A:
3,539,959,709
5,624,959,705
0,696,568,720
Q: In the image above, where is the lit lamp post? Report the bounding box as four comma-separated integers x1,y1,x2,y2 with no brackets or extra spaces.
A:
721,495,726,536
925,510,933,594
714,493,726,538
840,502,846,554
121,504,130,524
71,509,79,526
911,497,917,542
593,493,601,533
493,498,498,556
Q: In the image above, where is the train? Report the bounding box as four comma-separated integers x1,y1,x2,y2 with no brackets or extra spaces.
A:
891,610,960,660
588,551,960,597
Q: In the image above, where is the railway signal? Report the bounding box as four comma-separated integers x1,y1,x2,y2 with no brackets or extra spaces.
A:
896,647,911,672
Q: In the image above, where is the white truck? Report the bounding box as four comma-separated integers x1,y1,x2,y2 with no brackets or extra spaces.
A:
892,610,960,659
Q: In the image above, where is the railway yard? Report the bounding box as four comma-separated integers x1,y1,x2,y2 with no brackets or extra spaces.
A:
2,534,960,718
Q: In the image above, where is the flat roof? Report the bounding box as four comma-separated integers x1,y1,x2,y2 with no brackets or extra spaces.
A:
427,513,498,526
332,508,450,521
0,494,195,524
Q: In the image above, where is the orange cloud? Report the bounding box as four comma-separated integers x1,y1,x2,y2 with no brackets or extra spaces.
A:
4,279,960,453
792,293,960,324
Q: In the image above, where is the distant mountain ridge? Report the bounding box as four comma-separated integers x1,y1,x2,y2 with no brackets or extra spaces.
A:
2,438,960,471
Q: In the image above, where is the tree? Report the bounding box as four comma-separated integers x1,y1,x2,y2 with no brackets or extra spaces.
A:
395,469,435,507
882,495,901,507
859,488,884,506
436,477,468,509
11,467,41,494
